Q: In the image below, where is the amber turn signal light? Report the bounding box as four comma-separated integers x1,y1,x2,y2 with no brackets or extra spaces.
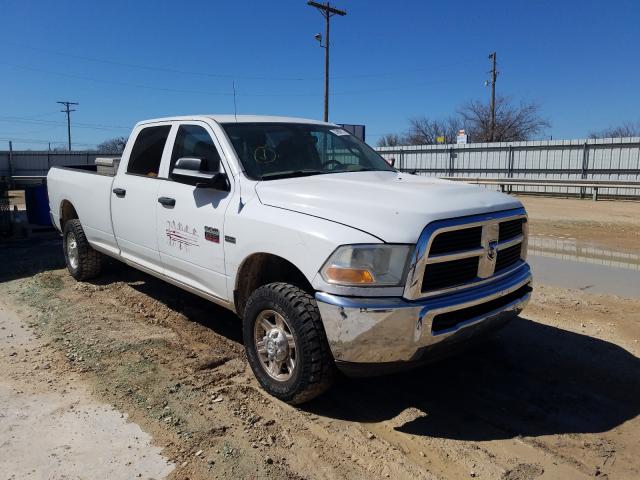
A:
324,266,375,284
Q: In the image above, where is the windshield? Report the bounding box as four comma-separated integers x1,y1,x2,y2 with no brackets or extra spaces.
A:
221,122,394,180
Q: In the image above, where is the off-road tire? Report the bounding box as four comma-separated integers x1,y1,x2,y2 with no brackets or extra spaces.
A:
243,282,335,404
63,219,103,281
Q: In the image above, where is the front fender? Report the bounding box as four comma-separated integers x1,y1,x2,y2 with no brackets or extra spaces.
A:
224,203,380,295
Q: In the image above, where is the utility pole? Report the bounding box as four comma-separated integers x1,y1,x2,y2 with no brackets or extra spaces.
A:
307,1,346,122
8,141,14,180
487,52,497,142
57,101,78,151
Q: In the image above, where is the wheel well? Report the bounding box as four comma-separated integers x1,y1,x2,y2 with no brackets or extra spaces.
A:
234,253,314,316
60,200,78,229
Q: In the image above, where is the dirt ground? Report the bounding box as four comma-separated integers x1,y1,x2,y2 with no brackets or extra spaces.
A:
0,301,174,479
0,196,639,480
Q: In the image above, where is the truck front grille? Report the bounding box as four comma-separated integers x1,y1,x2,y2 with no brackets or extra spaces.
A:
417,213,527,295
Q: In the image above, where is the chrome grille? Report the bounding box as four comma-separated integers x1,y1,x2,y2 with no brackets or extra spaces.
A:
405,210,528,299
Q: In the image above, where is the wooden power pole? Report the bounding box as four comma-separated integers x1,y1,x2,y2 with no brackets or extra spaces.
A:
488,52,497,142
57,101,79,151
307,1,346,122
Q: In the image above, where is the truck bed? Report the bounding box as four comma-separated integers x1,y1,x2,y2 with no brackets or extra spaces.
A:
47,165,119,256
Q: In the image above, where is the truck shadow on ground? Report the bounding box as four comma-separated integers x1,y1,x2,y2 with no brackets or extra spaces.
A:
306,317,640,441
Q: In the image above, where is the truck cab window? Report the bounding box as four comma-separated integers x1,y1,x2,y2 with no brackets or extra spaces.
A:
170,125,223,182
127,125,171,177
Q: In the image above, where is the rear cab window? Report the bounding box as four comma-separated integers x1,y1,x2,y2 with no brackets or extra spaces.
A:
127,125,172,177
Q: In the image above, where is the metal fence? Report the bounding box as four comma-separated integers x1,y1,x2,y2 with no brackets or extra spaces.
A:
2,137,640,198
376,137,640,198
0,151,118,178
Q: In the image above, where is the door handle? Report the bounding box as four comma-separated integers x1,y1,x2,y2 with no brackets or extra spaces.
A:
112,188,126,197
158,196,176,207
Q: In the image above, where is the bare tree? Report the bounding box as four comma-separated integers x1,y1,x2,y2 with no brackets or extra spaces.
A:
404,116,462,145
97,136,127,153
458,96,550,142
589,121,640,139
376,133,404,147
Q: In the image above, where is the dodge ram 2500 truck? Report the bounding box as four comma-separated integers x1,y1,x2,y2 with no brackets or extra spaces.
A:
47,115,532,404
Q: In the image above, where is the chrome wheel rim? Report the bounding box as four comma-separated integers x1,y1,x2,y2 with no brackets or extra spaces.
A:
66,231,79,270
253,309,297,381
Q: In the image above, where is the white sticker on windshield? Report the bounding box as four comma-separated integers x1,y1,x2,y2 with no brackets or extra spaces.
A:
330,128,350,136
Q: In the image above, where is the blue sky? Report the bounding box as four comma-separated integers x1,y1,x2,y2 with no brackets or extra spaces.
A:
1,0,639,149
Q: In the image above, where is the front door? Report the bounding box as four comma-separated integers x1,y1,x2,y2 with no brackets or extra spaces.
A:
156,123,233,301
111,124,172,273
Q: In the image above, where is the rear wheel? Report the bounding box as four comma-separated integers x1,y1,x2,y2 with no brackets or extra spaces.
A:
63,219,103,281
243,282,335,404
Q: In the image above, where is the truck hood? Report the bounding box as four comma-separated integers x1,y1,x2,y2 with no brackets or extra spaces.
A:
254,171,523,243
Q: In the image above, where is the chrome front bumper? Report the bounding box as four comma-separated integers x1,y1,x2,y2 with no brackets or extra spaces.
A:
315,265,532,370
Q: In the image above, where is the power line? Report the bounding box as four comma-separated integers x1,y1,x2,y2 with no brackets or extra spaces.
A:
2,60,485,99
57,101,78,151
0,125,60,136
6,42,306,81
6,41,483,82
0,116,129,131
1,62,238,97
0,61,322,97
0,136,97,148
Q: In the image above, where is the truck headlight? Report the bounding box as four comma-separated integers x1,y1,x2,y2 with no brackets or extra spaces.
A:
320,244,413,286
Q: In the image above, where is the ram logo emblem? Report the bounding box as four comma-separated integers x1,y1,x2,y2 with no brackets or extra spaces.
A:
487,239,498,261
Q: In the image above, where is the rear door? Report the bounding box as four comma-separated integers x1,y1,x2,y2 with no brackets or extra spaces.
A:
155,122,234,301
111,124,172,273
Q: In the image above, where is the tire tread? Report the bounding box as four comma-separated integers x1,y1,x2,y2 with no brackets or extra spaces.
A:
64,219,103,281
243,282,335,404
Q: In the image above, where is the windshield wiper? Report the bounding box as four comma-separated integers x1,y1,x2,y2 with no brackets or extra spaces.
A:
260,170,325,180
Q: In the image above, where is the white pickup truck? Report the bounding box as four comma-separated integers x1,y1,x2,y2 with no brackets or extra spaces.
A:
47,115,532,403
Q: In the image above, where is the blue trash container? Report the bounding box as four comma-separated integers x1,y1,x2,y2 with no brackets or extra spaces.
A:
24,184,52,226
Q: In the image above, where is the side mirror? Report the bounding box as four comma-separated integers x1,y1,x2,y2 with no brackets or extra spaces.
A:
387,157,396,168
171,157,229,190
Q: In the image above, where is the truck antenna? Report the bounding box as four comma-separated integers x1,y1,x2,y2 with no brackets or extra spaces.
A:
232,81,238,122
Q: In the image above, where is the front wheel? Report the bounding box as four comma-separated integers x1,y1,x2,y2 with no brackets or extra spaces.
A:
243,283,335,404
